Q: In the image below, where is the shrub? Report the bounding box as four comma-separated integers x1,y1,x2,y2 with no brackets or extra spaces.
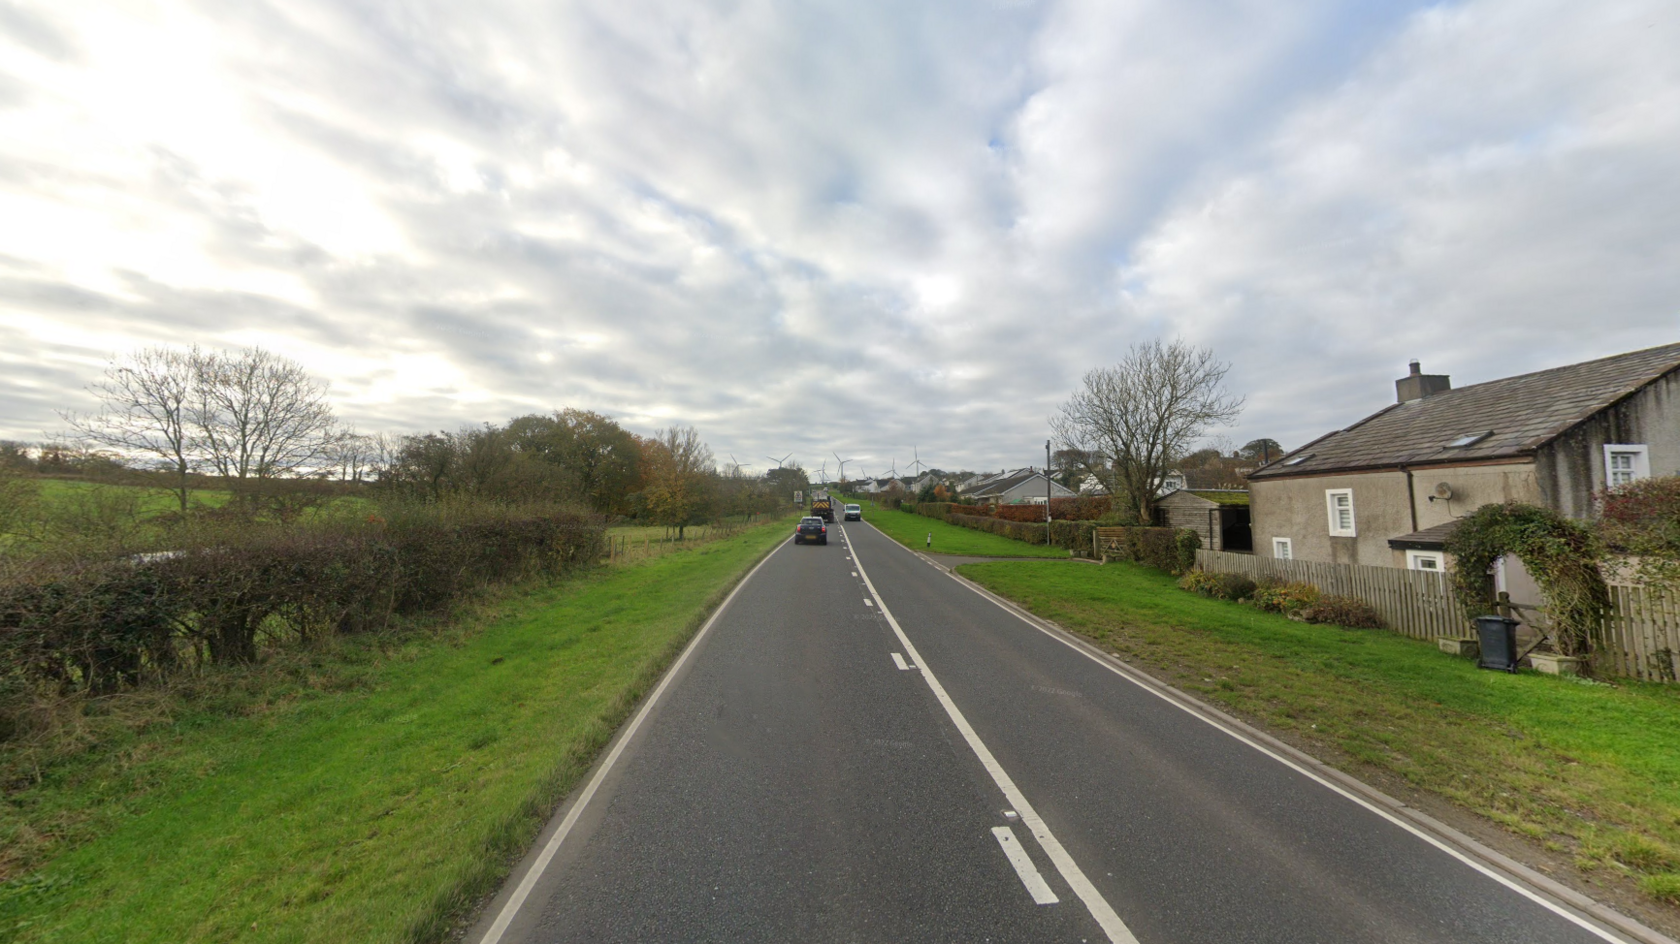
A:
1179,570,1222,597
1249,582,1320,615
1176,528,1202,573
0,502,603,694
1096,526,1196,573
1178,570,1257,601
1215,572,1257,601
1301,593,1385,629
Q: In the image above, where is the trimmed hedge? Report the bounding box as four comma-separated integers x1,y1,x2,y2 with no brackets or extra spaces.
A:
0,505,603,694
1095,526,1200,573
906,497,1112,523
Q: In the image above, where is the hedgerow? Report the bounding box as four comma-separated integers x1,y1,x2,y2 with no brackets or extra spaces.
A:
0,503,602,699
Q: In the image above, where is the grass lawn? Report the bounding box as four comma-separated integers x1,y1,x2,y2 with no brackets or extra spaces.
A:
960,560,1680,910
0,516,795,943
855,504,1068,558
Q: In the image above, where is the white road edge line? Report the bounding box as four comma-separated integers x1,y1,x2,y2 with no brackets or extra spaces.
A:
937,560,1645,944
993,826,1060,905
841,528,1138,944
476,536,792,944
891,652,914,671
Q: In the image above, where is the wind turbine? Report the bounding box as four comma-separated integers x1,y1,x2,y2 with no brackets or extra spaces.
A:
907,446,926,479
765,453,792,470
816,460,829,484
833,452,854,484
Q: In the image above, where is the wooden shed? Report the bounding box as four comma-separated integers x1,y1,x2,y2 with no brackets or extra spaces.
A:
1156,489,1252,552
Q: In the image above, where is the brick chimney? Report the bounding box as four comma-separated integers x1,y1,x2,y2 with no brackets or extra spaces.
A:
1396,359,1451,403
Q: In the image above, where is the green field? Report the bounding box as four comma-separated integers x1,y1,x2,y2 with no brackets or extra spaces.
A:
0,515,796,943
960,559,1680,906
849,503,1068,558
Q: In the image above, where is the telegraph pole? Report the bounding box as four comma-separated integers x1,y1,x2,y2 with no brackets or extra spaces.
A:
1046,439,1053,545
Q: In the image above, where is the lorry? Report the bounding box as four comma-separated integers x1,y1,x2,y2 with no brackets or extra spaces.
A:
810,490,835,522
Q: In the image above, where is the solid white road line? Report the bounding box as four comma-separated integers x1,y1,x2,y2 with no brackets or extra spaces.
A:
891,652,914,671
841,528,1138,944
940,563,1640,944
475,538,791,944
992,826,1060,905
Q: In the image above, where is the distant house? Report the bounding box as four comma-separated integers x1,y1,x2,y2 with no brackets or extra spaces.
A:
1157,489,1251,552
967,468,1075,505
1249,343,1680,580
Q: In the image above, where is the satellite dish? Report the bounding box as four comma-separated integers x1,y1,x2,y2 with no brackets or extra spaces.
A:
1433,482,1454,500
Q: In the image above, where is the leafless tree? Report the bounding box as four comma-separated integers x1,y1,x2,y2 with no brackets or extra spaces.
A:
1052,339,1244,523
328,429,381,483
192,347,341,481
63,346,202,512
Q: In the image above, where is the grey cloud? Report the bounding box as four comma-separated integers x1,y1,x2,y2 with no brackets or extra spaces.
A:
0,2,79,62
3,0,1678,474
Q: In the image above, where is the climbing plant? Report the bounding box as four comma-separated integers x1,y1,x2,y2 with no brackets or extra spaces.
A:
1443,502,1611,658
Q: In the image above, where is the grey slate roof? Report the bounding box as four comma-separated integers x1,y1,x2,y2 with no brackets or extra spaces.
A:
1251,342,1680,479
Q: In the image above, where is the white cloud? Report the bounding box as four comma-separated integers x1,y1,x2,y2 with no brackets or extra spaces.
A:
1,0,1676,472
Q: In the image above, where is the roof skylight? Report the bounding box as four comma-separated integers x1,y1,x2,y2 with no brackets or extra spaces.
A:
1283,453,1314,466
1445,431,1493,448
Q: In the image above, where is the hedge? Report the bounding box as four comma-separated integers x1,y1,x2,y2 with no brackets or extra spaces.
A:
1095,526,1200,573
0,504,603,694
906,498,1112,523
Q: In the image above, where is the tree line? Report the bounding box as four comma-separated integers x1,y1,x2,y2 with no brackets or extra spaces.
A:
5,345,804,536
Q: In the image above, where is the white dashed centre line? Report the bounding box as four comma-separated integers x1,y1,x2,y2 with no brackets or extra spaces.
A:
842,527,1137,944
993,826,1060,905
891,652,915,671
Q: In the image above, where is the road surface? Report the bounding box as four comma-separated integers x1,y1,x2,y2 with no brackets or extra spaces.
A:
470,520,1646,944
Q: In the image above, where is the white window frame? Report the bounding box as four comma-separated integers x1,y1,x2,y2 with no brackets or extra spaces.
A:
1325,488,1356,537
1406,550,1445,572
1272,537,1292,560
1604,444,1650,487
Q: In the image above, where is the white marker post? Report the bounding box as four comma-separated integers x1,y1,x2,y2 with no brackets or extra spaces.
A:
926,532,932,549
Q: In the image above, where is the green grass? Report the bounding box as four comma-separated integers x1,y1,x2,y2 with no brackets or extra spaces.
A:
0,516,796,943
854,504,1068,558
32,478,230,514
960,560,1680,904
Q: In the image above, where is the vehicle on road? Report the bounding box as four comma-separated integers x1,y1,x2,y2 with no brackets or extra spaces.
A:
794,516,828,545
810,490,835,522
843,504,861,521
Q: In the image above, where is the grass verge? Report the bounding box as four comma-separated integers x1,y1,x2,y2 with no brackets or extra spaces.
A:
959,559,1680,915
0,516,795,943
857,505,1067,558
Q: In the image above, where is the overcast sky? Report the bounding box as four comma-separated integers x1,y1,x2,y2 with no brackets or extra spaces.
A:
2,0,1676,478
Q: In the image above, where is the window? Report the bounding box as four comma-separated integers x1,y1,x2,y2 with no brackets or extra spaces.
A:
1283,453,1314,466
1325,489,1356,536
1272,537,1292,560
1406,550,1444,572
1445,431,1492,448
1604,445,1650,486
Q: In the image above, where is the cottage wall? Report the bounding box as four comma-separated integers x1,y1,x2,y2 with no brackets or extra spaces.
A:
1250,471,1411,565
1536,371,1680,519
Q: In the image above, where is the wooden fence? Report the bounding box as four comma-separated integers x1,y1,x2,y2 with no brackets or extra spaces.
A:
1196,549,1467,640
1195,550,1680,683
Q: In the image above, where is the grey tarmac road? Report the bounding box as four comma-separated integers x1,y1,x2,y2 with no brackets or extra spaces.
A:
470,519,1642,944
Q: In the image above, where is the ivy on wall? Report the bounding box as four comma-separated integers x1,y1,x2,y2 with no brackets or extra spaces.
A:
1443,502,1611,658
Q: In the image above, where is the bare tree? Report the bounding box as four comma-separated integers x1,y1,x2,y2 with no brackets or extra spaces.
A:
328,429,381,483
1052,339,1244,523
63,346,202,512
192,347,340,481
